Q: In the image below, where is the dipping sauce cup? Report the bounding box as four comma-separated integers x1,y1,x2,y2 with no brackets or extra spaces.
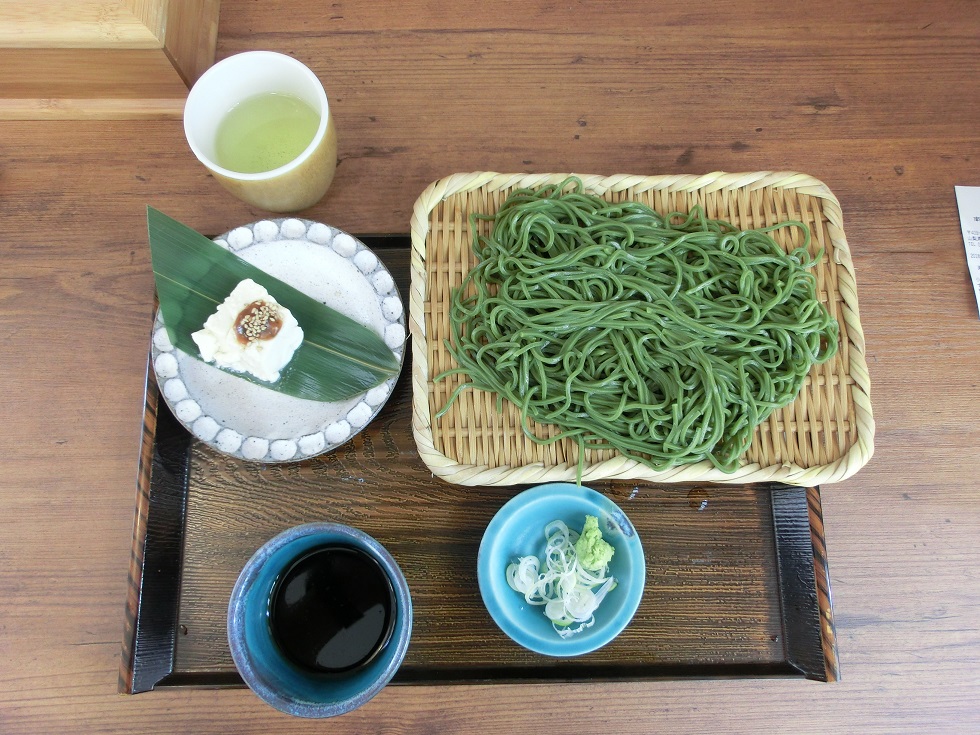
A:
184,51,338,212
227,523,412,718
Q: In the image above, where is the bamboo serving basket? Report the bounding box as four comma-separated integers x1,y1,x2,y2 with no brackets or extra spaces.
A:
409,172,874,486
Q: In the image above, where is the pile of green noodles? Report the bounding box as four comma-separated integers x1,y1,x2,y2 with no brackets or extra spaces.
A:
437,177,839,474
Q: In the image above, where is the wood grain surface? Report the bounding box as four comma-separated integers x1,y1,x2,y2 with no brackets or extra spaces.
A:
0,1,162,48
1,0,979,733
0,2,218,120
172,379,786,677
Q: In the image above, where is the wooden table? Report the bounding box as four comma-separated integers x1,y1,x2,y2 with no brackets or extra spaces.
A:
2,1,978,732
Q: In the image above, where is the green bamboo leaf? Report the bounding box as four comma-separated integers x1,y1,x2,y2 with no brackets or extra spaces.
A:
147,207,401,401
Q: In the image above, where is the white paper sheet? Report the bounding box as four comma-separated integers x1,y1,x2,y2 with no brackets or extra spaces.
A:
954,186,980,318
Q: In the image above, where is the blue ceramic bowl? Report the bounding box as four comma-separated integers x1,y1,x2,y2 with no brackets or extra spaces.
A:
227,523,412,718
478,483,645,657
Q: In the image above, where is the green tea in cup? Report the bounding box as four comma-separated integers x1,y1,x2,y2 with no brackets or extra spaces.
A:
214,92,320,175
184,51,338,212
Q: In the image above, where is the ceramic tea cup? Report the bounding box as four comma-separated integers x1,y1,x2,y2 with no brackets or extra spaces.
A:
184,51,338,212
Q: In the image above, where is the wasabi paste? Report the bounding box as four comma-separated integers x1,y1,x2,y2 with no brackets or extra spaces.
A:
574,515,615,570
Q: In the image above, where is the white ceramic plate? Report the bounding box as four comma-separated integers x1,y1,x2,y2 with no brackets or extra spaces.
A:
150,218,406,462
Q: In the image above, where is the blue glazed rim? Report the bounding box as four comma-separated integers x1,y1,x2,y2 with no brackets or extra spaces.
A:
227,523,412,718
477,483,645,657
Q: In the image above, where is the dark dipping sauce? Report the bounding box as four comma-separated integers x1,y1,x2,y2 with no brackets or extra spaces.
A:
269,544,396,675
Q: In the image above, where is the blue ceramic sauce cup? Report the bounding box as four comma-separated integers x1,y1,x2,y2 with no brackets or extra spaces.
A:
478,483,645,657
227,523,412,717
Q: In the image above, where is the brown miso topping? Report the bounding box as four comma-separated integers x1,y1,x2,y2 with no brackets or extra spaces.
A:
234,300,283,344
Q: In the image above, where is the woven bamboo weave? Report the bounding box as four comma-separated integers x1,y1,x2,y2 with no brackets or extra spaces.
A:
409,172,874,486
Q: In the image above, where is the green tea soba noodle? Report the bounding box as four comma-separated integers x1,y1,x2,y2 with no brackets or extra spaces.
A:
436,177,838,477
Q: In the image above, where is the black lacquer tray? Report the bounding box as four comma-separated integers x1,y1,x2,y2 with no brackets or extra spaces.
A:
120,237,839,693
